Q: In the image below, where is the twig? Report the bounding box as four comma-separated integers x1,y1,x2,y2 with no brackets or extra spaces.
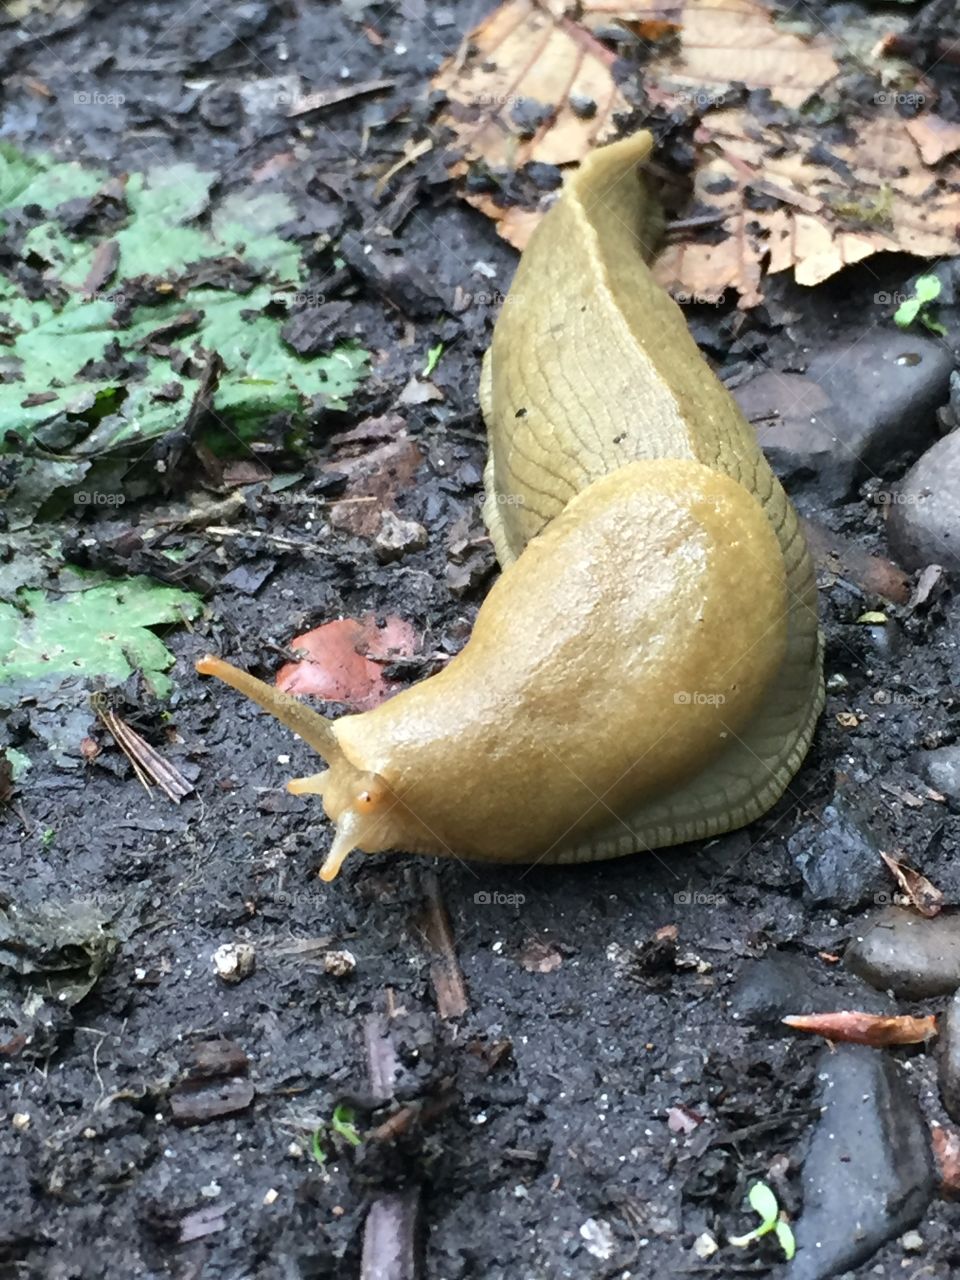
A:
361,1192,420,1280
414,871,468,1019
97,708,194,803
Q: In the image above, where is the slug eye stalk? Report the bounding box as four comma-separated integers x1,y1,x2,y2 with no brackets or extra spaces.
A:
195,655,391,881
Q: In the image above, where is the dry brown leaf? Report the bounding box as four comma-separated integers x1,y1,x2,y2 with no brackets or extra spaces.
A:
580,0,839,110
434,0,628,170
433,0,629,247
782,1011,937,1046
879,850,944,918
654,108,960,305
436,0,960,302
905,114,960,166
518,938,564,973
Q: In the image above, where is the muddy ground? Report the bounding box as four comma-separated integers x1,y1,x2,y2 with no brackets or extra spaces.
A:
3,1,960,1278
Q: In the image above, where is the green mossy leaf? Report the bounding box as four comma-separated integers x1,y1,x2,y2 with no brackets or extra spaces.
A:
0,575,202,702
0,149,367,460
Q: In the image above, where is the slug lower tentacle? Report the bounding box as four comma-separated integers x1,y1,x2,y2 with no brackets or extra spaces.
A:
197,130,823,880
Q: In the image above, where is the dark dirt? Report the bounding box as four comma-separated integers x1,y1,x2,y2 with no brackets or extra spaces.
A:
4,2,960,1279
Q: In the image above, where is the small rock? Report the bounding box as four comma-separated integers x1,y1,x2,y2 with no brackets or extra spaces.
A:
11,1113,30,1131
263,1188,279,1206
939,990,960,1122
901,1229,924,1252
374,510,428,562
692,1231,718,1260
846,908,960,999
579,1217,615,1261
792,1045,934,1280
323,949,357,977
728,952,824,1025
918,745,960,802
213,942,256,984
788,793,887,910
736,332,952,502
887,431,960,573
728,951,891,1028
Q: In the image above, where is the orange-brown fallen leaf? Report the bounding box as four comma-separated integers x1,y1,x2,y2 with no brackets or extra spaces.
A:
276,615,417,711
655,108,960,307
580,0,839,111
436,0,960,302
879,851,944,918
783,1011,937,1047
433,0,629,248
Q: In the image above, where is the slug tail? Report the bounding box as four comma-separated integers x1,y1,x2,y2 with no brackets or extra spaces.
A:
195,654,344,765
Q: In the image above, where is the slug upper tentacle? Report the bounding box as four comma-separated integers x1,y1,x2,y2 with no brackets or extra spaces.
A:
197,130,823,881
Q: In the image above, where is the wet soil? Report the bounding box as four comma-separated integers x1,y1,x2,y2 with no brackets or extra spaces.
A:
3,2,960,1279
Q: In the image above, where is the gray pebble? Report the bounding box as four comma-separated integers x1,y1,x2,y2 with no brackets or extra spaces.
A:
887,430,960,573
792,1045,934,1280
788,794,887,910
917,744,960,801
938,989,960,1122
728,951,892,1028
736,332,952,502
846,907,960,998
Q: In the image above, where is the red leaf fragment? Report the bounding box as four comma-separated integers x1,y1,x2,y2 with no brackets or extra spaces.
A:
276,614,417,710
667,1104,704,1135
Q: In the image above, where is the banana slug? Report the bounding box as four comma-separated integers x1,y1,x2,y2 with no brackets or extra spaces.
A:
197,130,824,883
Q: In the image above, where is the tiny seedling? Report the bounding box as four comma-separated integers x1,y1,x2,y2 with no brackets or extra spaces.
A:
728,1181,796,1261
309,1104,362,1165
894,275,945,336
422,342,444,378
310,1127,326,1165
331,1103,362,1147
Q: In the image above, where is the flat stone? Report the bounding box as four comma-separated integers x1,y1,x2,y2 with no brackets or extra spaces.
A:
887,430,960,573
736,332,952,502
939,990,960,1123
917,745,960,802
846,908,960,998
728,951,891,1027
792,1045,934,1280
788,794,887,909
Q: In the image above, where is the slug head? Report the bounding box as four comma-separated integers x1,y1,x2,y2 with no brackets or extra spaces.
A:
195,655,396,881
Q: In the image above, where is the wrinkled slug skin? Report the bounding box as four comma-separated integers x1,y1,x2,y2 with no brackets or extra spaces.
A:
476,129,824,861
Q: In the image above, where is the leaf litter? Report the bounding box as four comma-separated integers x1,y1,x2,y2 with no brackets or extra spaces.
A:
434,0,960,303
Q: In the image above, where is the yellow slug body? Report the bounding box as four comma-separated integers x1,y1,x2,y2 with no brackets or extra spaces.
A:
197,130,823,881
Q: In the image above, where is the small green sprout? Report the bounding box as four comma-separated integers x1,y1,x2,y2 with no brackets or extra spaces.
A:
331,1103,362,1147
422,343,444,378
309,1104,363,1166
41,827,55,848
894,275,945,336
728,1181,796,1261
310,1127,326,1165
